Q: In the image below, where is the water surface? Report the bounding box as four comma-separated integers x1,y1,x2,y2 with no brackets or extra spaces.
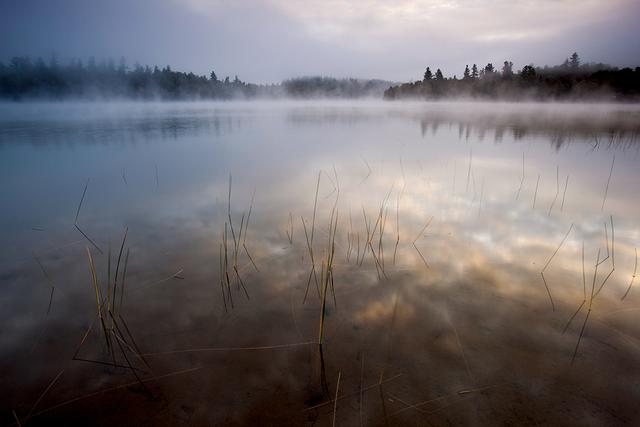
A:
1,101,640,426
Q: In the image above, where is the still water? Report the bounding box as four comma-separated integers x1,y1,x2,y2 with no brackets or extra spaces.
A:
1,101,639,425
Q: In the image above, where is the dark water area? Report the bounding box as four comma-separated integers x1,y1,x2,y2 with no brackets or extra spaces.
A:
1,101,639,426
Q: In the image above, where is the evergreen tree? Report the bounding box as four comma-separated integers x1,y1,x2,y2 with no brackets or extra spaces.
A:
502,61,513,77
435,69,444,80
520,65,536,81
210,70,218,82
423,67,433,81
471,64,478,79
569,52,580,70
463,65,470,80
484,63,495,75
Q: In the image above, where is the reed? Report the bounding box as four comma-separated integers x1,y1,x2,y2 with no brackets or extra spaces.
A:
86,248,107,347
347,207,353,262
318,202,339,344
118,248,130,312
30,366,203,420
106,242,112,317
563,241,586,334
571,248,601,363
74,179,103,254
540,223,574,311
74,224,103,254
594,216,616,298
621,248,638,300
219,243,228,312
318,268,329,344
332,371,341,427
74,179,89,224
548,166,559,216
303,172,322,302
108,311,153,396
12,410,21,427
393,190,401,265
601,154,615,211
560,174,570,212
570,220,615,362
465,149,472,193
448,313,473,382
515,152,525,200
452,159,457,195
116,313,150,369
360,157,372,184
378,372,390,427
369,241,385,279
286,212,294,244
310,171,321,247
243,189,255,246
243,190,259,272
532,174,540,209
378,205,389,273
470,169,477,203
413,217,434,270
33,253,55,315
478,178,484,217
358,206,371,266
23,369,65,422
360,355,365,427
223,222,233,308
111,227,128,317
303,374,402,412
302,217,320,302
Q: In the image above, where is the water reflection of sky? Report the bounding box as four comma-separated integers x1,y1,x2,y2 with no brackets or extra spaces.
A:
0,101,639,425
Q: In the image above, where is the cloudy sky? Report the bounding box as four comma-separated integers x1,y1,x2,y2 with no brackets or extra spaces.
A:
1,0,639,83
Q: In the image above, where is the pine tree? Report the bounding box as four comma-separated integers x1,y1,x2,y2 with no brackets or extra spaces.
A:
502,61,513,77
569,52,580,70
484,63,494,75
423,67,433,81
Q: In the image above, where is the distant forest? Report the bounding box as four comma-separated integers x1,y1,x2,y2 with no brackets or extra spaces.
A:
385,53,640,101
0,56,392,100
2,53,639,101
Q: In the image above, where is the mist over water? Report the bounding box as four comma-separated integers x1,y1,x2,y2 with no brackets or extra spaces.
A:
1,101,639,425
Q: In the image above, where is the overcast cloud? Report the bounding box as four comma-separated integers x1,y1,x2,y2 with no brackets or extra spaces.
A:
1,0,638,83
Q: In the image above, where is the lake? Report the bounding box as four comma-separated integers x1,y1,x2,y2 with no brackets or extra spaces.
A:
1,101,639,425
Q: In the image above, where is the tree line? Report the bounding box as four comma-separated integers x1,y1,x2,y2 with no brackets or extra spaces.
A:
384,53,640,101
0,56,259,100
0,56,393,100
